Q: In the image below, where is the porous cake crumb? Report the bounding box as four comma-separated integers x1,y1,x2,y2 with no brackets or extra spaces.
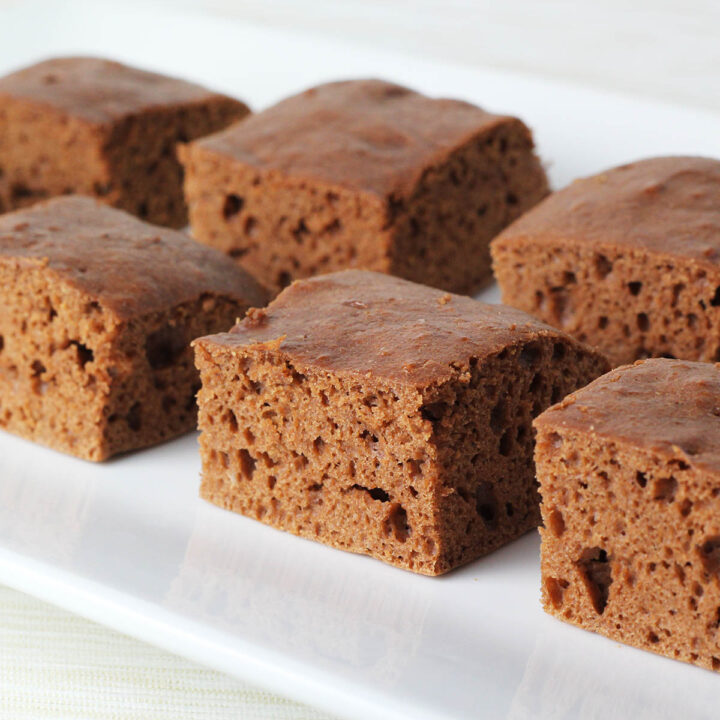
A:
194,270,607,574
535,358,720,670
181,79,549,294
0,196,266,460
492,156,720,366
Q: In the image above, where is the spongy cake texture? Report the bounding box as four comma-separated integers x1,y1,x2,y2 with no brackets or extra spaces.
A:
194,270,607,574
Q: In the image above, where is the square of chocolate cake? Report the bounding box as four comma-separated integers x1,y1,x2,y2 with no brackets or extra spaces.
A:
0,57,249,227
180,79,549,295
535,358,720,671
492,156,720,367
194,270,607,574
0,196,266,461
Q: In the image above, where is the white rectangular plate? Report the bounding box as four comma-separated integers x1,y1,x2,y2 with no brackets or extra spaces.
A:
1,3,720,719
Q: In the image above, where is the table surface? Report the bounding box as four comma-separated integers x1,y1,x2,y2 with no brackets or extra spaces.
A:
1,1,718,718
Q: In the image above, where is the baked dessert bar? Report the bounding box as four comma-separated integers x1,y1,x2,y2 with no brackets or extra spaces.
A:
181,79,549,294
0,56,249,227
535,358,720,670
194,270,607,574
0,196,266,460
492,156,720,366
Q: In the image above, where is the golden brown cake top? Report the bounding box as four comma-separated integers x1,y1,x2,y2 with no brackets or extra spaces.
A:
535,358,720,474
0,196,267,318
0,56,246,124
191,79,523,197
494,156,720,266
198,269,601,387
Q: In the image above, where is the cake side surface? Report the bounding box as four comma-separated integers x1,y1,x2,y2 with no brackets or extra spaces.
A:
492,156,720,366
195,270,608,573
535,358,720,670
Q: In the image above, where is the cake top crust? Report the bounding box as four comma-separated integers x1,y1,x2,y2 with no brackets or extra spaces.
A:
197,269,601,387
0,196,267,318
535,358,720,474
493,156,720,266
190,79,521,197
0,56,244,124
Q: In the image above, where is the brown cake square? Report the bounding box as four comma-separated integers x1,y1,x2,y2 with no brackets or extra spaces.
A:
193,270,607,575
0,57,249,227
0,196,267,461
492,156,720,367
180,79,549,295
535,358,720,671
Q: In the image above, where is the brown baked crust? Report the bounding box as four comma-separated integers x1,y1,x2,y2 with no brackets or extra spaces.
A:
0,57,249,226
0,197,267,461
182,79,548,294
191,79,516,197
203,269,595,386
0,196,267,318
492,156,720,365
194,270,608,575
535,358,720,671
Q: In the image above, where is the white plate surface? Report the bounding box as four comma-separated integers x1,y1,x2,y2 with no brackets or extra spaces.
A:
1,3,720,719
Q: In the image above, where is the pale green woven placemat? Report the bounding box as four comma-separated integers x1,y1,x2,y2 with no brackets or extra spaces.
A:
0,585,337,720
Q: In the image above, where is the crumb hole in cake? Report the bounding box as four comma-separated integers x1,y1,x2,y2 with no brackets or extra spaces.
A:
552,342,566,360
519,342,542,367
475,481,498,529
126,403,142,431
137,201,148,218
384,503,409,542
548,432,563,449
636,471,647,488
647,631,660,644
680,498,693,517
547,508,565,537
653,476,677,502
244,216,258,237
499,430,513,456
713,657,720,671
699,536,720,577
637,313,650,332
628,281,642,296
551,384,563,404
692,581,704,597
598,316,609,330
69,341,94,368
595,254,613,279
313,436,325,454
31,360,46,376
712,287,720,307
545,577,570,609
352,484,390,503
489,398,507,434
146,325,186,370
225,409,238,432
506,191,518,205
408,485,418,497
534,290,544,310
529,373,542,393
277,271,292,289
268,476,276,490
421,401,448,423
238,449,256,479
222,194,244,219
576,547,612,615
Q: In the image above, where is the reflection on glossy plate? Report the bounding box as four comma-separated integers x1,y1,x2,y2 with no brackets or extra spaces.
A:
0,3,719,719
